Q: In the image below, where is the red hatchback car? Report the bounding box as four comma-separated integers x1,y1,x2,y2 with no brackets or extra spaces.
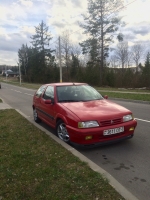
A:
33,83,137,148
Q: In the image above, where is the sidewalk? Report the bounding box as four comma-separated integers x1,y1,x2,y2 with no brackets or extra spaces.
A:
0,102,12,109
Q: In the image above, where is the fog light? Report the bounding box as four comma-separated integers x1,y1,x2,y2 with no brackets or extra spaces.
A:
85,136,92,140
129,127,134,131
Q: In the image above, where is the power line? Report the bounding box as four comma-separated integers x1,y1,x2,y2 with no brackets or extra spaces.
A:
18,0,138,63
114,0,138,13
68,0,138,37
19,38,58,60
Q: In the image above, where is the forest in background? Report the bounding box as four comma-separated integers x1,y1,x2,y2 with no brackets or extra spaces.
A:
1,0,150,88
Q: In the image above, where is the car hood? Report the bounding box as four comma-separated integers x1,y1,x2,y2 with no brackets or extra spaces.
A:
61,99,131,121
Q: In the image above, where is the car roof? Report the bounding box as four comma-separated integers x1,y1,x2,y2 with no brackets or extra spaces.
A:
44,82,87,86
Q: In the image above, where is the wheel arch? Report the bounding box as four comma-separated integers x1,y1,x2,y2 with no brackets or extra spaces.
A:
55,114,68,127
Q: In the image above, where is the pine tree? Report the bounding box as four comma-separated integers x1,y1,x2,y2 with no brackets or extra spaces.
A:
142,52,150,87
80,0,124,85
30,21,55,68
18,44,28,76
70,53,80,80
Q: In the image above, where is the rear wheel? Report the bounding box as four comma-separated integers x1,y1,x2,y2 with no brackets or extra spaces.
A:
33,108,41,123
56,120,70,143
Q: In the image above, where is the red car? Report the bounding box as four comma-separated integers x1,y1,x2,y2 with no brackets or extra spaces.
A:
32,83,137,148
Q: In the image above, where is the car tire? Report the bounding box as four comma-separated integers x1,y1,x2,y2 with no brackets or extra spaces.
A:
33,108,41,123
56,120,70,143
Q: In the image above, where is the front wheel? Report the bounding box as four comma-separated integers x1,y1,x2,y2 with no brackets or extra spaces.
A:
33,108,41,123
56,120,70,143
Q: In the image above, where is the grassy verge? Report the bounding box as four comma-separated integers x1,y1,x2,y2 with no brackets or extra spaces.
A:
95,87,150,93
0,76,41,90
0,109,124,200
0,79,41,90
1,77,150,102
100,91,150,102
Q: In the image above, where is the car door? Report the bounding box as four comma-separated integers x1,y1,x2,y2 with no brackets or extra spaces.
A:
40,85,56,127
34,85,46,119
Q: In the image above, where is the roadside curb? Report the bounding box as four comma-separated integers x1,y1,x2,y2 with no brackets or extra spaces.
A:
0,99,139,200
0,98,12,109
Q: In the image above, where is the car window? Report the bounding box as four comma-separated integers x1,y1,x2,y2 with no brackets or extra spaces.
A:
43,86,54,100
35,85,46,97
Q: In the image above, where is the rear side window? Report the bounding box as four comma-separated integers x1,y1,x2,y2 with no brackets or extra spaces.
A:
35,85,46,97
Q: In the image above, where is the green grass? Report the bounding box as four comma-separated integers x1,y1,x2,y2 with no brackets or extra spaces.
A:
0,99,2,103
0,79,41,90
95,87,150,93
100,91,150,102
1,77,150,102
0,109,124,200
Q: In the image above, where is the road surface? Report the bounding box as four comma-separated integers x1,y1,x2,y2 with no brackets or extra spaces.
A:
0,82,150,200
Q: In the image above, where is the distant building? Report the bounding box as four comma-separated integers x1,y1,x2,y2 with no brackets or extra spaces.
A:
2,69,19,77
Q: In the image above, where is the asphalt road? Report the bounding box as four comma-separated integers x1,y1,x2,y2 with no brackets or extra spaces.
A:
0,82,150,200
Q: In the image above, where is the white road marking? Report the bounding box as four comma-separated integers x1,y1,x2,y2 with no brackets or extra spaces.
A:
14,90,22,93
24,93,34,96
6,88,150,124
11,89,22,93
135,118,150,123
11,89,33,96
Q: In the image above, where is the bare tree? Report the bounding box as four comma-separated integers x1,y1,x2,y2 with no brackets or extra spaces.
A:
115,42,129,69
55,30,73,81
131,43,144,72
60,30,72,80
71,44,81,58
126,51,133,68
109,55,119,68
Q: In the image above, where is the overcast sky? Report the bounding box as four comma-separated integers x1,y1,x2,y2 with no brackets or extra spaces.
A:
0,0,150,66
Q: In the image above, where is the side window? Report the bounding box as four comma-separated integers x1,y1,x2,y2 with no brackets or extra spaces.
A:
43,86,54,100
35,85,46,97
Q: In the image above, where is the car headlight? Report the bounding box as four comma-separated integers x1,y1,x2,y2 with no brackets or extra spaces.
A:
123,114,133,122
78,121,99,128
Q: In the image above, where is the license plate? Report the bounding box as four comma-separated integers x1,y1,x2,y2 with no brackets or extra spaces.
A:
103,127,124,136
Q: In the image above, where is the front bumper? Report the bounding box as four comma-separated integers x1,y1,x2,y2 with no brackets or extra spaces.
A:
66,119,137,147
71,134,134,149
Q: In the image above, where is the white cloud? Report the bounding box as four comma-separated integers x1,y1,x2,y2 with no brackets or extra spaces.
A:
0,50,18,66
122,0,150,23
20,26,35,35
0,0,150,65
19,0,33,7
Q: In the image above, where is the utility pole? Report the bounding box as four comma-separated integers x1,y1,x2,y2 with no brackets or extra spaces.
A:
19,62,21,85
59,36,62,82
5,66,7,82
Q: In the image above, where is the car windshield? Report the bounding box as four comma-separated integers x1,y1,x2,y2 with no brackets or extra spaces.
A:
56,85,103,102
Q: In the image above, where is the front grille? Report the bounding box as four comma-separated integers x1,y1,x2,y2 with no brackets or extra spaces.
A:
100,118,122,126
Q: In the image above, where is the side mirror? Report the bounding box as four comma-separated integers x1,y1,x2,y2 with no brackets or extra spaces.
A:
103,95,108,99
45,99,54,104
